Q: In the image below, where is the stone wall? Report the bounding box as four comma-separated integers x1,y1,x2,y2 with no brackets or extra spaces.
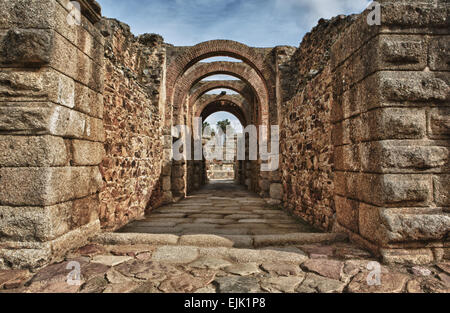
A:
99,19,166,231
0,0,104,268
279,16,355,231
331,0,449,263
280,0,449,263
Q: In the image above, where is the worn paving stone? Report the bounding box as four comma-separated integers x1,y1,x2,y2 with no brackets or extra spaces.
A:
261,263,302,277
159,272,215,293
152,246,199,264
225,248,308,264
131,281,162,293
407,277,449,293
81,263,110,281
179,235,234,248
91,255,133,267
436,263,450,275
296,273,346,293
224,263,260,276
299,245,336,259
80,276,108,293
347,272,410,293
214,276,261,293
106,269,132,284
261,276,305,293
411,266,433,277
438,273,450,286
195,285,217,293
75,244,107,257
301,259,344,281
109,244,154,257
194,218,233,225
189,257,232,270
30,259,89,284
26,280,83,294
334,244,373,259
188,214,224,219
0,270,30,290
104,282,140,293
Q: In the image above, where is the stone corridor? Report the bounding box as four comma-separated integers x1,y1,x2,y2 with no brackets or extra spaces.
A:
0,0,449,294
1,181,449,293
119,181,318,237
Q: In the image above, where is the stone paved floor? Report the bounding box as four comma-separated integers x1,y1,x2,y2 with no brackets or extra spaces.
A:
0,181,448,293
119,180,318,236
1,242,448,293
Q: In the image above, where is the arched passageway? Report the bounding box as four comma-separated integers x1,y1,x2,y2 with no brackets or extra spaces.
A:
161,41,280,202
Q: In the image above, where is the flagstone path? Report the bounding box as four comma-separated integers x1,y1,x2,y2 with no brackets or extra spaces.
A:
0,181,448,293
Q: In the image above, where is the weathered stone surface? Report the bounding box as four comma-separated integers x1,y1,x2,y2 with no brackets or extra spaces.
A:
0,270,30,289
253,233,346,247
72,140,105,166
106,269,132,284
0,203,71,242
261,276,304,293
380,209,450,242
76,244,107,257
1,29,53,66
429,108,450,139
437,263,450,276
109,244,153,257
189,257,232,270
381,249,435,265
0,104,104,142
103,282,139,293
269,183,283,200
347,272,410,293
91,255,132,267
261,263,302,277
179,235,234,248
224,263,260,276
434,175,450,207
299,244,335,259
93,233,179,246
159,273,215,293
81,262,109,280
0,136,67,167
301,259,344,280
214,276,261,293
296,273,345,293
80,276,108,293
0,167,102,206
411,266,432,277
152,246,199,264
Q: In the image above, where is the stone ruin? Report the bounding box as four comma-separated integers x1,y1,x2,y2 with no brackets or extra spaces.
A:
0,0,448,269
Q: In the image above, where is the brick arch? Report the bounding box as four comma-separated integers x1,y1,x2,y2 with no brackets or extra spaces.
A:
166,40,275,111
173,61,269,126
195,94,250,127
190,80,255,107
199,101,247,128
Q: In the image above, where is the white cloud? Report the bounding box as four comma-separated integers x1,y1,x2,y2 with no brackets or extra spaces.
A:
97,0,370,47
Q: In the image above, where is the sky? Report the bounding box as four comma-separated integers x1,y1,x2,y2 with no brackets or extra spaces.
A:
97,0,370,47
97,0,370,128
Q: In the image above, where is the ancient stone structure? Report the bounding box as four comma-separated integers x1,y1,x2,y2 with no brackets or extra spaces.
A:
0,0,448,269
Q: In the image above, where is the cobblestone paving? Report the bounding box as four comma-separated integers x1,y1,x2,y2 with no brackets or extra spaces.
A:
119,181,318,236
0,182,448,293
1,242,448,293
